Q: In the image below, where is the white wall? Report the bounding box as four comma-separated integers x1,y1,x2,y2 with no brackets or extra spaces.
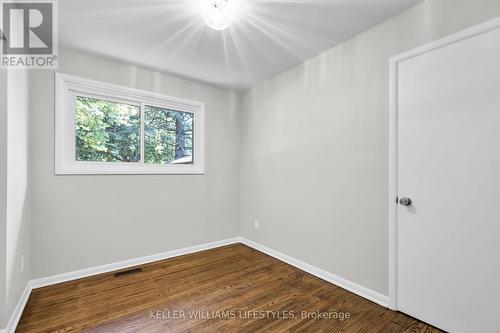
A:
5,69,31,321
239,0,500,295
30,49,241,279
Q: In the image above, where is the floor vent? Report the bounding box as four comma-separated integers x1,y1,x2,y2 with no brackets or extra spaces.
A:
114,267,143,277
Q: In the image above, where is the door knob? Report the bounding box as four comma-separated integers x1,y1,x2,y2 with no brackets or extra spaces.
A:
399,197,412,206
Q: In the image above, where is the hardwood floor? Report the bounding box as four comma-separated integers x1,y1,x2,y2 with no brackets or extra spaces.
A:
17,244,442,332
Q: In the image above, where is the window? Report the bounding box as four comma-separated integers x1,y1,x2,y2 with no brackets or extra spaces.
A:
75,96,142,163
55,73,205,174
143,105,194,165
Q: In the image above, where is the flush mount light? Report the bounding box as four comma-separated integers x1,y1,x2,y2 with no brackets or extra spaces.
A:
202,0,232,31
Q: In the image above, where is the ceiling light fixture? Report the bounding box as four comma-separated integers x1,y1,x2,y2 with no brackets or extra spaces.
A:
202,0,233,31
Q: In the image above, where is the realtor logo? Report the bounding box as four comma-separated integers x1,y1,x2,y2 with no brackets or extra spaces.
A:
0,0,58,68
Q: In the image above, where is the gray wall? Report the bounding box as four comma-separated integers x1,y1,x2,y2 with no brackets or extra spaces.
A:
0,68,8,328
16,0,500,302
0,69,32,328
239,0,500,295
6,69,31,320
30,49,240,278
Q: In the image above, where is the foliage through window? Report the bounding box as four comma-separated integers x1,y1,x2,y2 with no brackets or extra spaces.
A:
75,96,141,162
75,97,194,165
144,105,193,165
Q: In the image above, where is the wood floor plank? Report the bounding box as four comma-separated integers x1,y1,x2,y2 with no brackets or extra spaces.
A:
16,244,443,333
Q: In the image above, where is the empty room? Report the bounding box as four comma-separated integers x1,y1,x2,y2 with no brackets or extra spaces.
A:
1,0,500,332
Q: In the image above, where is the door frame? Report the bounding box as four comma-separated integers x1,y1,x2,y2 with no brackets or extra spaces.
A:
388,16,500,310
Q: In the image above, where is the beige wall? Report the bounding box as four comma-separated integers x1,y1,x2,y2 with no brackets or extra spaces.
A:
29,49,241,278
239,0,500,295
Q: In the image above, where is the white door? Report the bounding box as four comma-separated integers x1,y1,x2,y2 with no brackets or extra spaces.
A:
395,20,500,333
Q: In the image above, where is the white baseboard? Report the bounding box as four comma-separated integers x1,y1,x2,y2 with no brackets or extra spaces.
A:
1,281,33,333
1,236,389,332
238,237,389,307
1,237,240,333
31,237,241,289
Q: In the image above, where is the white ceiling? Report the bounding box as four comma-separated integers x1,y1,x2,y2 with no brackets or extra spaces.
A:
60,0,422,91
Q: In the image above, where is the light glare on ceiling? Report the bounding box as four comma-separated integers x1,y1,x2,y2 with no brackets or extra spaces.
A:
202,0,233,30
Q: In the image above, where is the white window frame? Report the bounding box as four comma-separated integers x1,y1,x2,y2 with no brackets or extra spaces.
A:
55,73,205,175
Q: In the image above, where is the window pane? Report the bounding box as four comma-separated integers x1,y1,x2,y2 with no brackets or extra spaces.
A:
75,96,141,162
144,105,194,165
